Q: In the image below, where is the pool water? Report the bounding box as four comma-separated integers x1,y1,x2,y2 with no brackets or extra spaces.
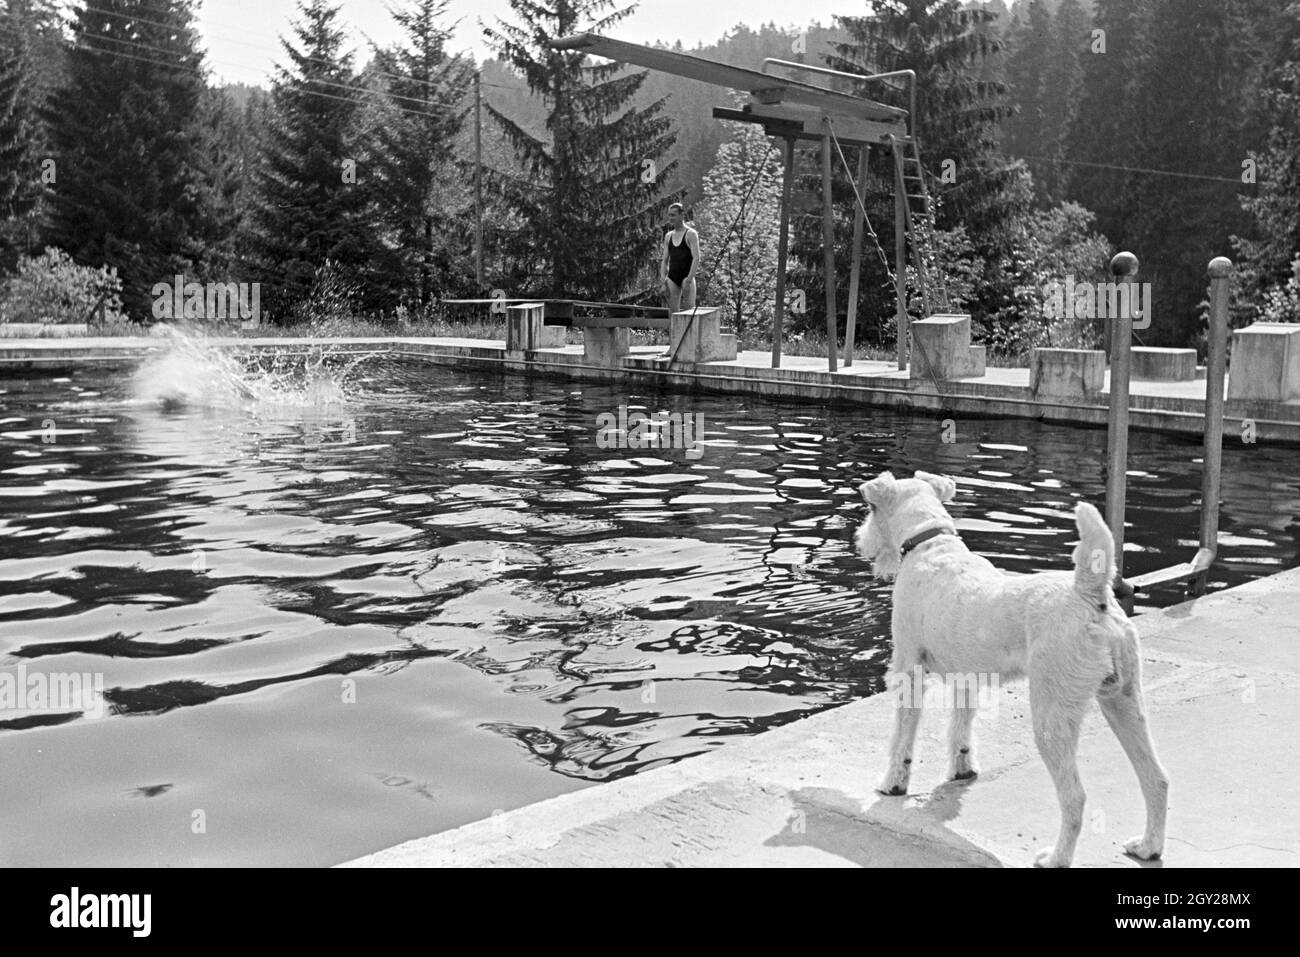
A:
1,354,1297,866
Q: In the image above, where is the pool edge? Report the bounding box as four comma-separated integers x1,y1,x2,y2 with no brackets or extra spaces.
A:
339,565,1300,868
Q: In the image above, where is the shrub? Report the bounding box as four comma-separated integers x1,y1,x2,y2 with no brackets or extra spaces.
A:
1258,255,1300,323
0,247,128,325
977,201,1113,358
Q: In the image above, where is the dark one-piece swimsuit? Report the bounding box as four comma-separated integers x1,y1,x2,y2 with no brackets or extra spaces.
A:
667,230,693,286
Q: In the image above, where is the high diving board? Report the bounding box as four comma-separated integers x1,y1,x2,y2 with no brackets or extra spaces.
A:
551,33,907,127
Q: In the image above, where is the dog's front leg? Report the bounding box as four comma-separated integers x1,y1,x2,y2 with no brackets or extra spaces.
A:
878,671,924,795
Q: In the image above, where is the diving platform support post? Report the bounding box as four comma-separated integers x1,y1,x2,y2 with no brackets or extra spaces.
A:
843,146,868,368
771,136,795,370
820,119,838,373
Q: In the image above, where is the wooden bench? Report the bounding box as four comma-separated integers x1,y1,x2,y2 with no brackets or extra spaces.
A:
482,298,737,367
541,302,737,367
540,301,665,365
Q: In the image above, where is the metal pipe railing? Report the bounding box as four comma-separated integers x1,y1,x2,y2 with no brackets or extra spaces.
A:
1105,252,1137,598
1189,257,1232,592
1110,256,1231,607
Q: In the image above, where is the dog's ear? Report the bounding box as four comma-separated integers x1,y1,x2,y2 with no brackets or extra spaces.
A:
860,471,897,505
915,470,957,503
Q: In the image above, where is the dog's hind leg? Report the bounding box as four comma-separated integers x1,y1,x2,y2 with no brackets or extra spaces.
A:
1031,688,1090,868
1097,621,1169,861
947,703,979,781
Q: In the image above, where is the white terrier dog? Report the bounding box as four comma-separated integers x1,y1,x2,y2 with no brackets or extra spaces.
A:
854,470,1168,868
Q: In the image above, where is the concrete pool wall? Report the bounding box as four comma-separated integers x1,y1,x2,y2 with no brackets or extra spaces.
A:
3,335,1300,443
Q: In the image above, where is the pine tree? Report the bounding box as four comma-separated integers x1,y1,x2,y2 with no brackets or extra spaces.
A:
248,0,378,320
1064,0,1151,254
0,0,63,270
1002,0,1053,172
1232,2,1300,322
975,0,1013,88
0,2,41,270
802,0,1026,345
1003,0,1089,205
1038,0,1089,203
829,0,1023,239
1123,0,1254,344
365,0,473,309
43,0,209,317
192,84,264,280
483,0,681,301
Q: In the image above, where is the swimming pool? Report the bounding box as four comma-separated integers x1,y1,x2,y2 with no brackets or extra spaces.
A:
1,352,1297,865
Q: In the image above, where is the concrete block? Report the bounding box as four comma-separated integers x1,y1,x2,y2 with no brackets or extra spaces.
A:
1131,346,1197,381
583,326,630,366
1227,323,1300,402
670,307,730,364
1030,348,1106,399
506,303,565,352
909,314,985,380
506,302,544,352
537,324,566,348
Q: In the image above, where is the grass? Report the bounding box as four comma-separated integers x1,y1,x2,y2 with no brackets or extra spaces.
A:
0,323,93,338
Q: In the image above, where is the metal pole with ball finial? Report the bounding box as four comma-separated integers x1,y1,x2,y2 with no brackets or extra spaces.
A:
1106,251,1137,611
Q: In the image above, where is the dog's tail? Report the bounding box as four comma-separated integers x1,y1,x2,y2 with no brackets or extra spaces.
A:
1072,502,1115,608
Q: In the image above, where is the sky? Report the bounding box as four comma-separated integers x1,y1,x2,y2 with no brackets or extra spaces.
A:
183,0,844,87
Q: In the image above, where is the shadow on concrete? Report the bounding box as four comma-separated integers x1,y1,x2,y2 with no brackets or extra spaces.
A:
764,783,1003,867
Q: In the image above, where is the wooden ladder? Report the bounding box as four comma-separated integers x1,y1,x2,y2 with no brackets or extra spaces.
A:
890,135,950,317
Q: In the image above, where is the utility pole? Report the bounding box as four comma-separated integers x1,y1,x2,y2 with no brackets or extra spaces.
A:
474,70,484,288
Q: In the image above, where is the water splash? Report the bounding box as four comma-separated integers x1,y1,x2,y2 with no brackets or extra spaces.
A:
131,328,351,413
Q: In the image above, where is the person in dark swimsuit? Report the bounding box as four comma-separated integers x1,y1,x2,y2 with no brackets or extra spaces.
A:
661,203,699,313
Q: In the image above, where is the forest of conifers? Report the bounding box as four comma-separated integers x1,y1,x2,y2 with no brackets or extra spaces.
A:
2,0,1299,353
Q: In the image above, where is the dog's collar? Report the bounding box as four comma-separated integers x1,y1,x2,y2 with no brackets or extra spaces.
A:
899,526,957,560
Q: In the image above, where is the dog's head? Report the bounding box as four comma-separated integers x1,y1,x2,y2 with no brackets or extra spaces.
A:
854,470,958,580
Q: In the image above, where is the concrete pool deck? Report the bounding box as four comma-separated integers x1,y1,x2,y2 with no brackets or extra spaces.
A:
3,334,1300,442
343,566,1300,868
